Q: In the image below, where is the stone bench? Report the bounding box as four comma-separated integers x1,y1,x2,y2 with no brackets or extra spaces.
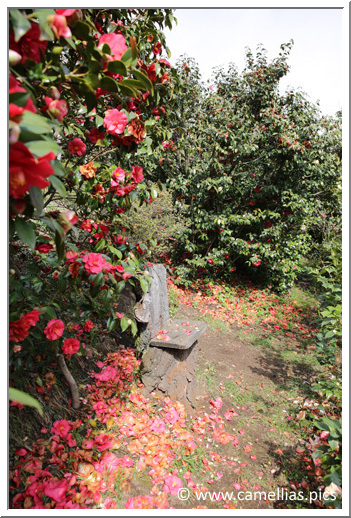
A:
134,264,207,410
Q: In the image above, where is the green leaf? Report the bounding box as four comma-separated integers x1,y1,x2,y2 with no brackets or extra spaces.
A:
9,387,43,416
49,175,66,198
119,83,140,98
95,239,106,252
116,280,126,293
29,186,44,215
120,316,129,332
131,68,154,93
85,73,100,90
15,218,36,249
26,139,61,158
107,60,128,76
120,78,149,92
139,277,149,294
100,75,119,93
150,186,158,200
108,245,123,259
120,47,134,67
131,319,138,337
34,9,55,41
9,91,30,107
52,160,66,177
20,111,52,134
42,306,58,319
72,20,91,40
55,229,65,262
9,9,31,42
84,90,97,112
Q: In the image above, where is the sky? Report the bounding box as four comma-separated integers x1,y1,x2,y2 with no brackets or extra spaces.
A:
164,7,344,117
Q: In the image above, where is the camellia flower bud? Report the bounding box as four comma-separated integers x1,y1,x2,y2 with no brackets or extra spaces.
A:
47,86,60,100
9,49,22,66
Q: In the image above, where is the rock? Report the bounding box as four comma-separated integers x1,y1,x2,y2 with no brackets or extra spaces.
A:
140,341,199,411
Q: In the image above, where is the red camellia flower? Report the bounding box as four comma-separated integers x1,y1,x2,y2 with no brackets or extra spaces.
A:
9,310,40,343
67,138,86,156
103,109,128,136
62,338,80,356
9,142,55,199
152,42,162,55
44,319,65,341
98,33,127,60
265,221,272,228
9,104,25,123
86,127,105,144
9,75,36,113
35,243,54,254
83,320,94,332
208,258,213,264
131,165,144,184
253,261,261,267
9,23,48,63
82,252,107,274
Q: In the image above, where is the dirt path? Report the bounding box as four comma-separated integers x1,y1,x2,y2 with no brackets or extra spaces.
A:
168,302,321,509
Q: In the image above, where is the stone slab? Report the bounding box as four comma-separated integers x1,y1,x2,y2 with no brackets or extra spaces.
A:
150,319,207,350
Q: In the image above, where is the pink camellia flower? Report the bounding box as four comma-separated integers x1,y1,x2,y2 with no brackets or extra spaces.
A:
82,252,107,274
51,419,71,438
98,33,128,60
47,14,72,39
44,97,68,122
44,319,65,341
103,109,128,136
94,365,117,382
83,320,94,332
131,165,144,184
112,167,126,182
56,8,80,18
164,407,179,425
163,474,183,496
150,417,166,434
68,138,86,156
320,431,330,440
62,338,80,356
44,478,69,502
210,397,223,411
92,400,109,414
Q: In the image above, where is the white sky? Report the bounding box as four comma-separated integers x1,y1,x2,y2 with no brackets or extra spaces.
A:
164,7,344,116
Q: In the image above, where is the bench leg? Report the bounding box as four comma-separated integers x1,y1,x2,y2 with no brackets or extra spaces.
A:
140,341,199,411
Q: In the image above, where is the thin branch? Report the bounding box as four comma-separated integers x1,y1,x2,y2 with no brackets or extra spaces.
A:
57,353,80,409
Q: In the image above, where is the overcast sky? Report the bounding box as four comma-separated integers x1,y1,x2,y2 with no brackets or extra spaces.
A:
164,8,343,116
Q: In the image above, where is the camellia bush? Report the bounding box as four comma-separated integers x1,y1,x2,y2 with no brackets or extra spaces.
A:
150,45,342,290
8,8,179,409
